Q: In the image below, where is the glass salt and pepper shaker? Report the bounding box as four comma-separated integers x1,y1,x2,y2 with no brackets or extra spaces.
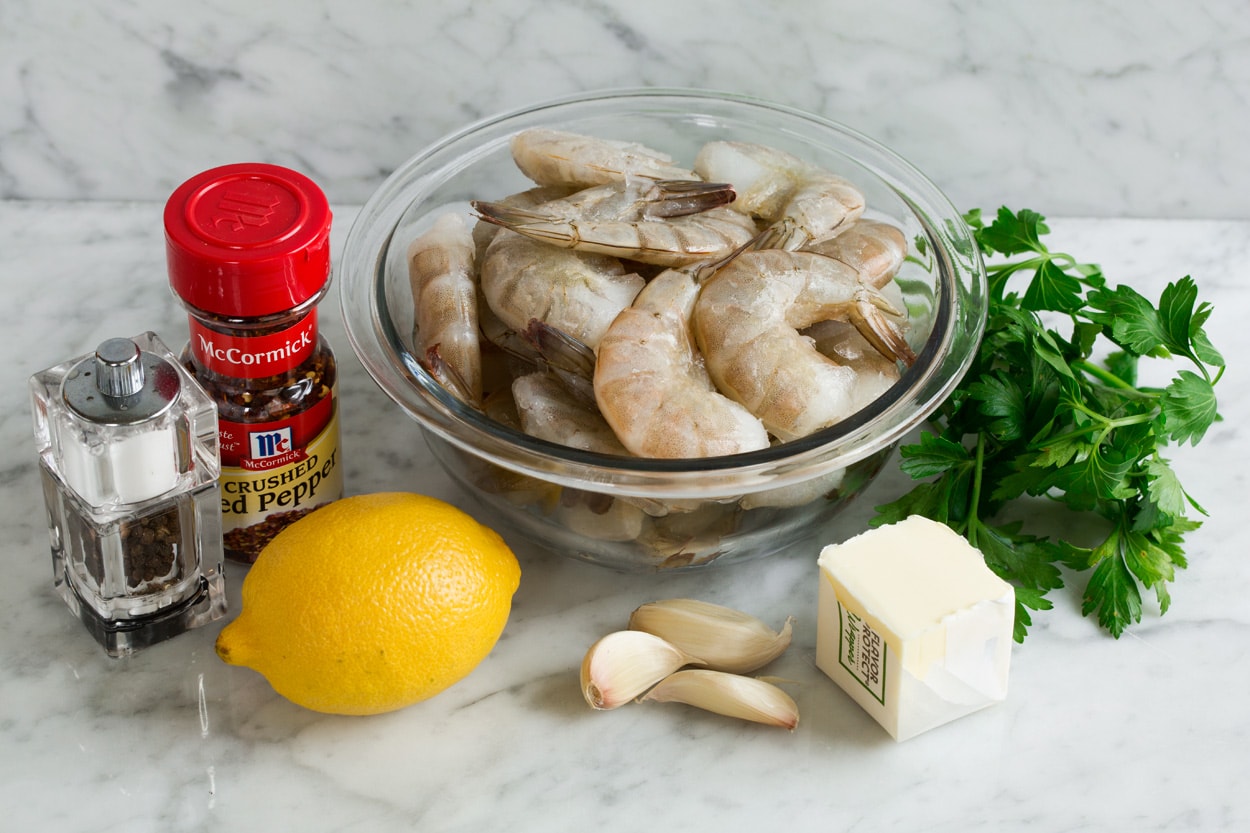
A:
31,332,227,657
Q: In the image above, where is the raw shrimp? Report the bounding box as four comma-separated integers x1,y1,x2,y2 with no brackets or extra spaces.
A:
479,229,645,350
593,267,770,458
471,185,576,264
504,324,648,538
510,128,700,188
694,141,864,250
407,212,481,405
481,315,600,419
803,217,912,361
727,310,902,511
487,178,738,223
481,383,523,433
512,370,628,456
473,180,758,268
553,487,647,543
803,219,907,285
803,319,903,428
804,319,902,391
518,316,597,376
692,249,913,442
635,502,740,567
421,344,478,405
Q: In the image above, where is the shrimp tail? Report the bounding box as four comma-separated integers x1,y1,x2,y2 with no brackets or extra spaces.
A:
750,217,807,251
481,323,541,365
472,179,736,240
420,343,481,406
472,201,581,249
684,226,775,284
639,180,737,218
522,318,597,380
752,215,856,252
850,293,917,367
521,319,599,407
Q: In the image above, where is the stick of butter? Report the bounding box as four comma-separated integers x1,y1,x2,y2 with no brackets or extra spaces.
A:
815,515,1015,741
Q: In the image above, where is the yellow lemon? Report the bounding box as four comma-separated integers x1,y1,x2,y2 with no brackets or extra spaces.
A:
215,492,521,715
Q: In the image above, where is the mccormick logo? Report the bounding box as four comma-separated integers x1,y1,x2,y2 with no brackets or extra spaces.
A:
188,311,318,379
196,328,313,370
250,427,293,460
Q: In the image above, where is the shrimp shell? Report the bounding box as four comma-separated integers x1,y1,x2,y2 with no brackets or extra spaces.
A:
692,249,908,441
694,140,864,250
479,229,645,350
407,212,481,405
472,185,577,264
804,319,902,388
593,268,770,458
473,198,759,268
553,488,647,542
803,219,908,288
510,128,700,188
513,370,629,456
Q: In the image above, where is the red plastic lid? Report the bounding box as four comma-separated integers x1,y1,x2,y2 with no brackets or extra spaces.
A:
165,163,332,318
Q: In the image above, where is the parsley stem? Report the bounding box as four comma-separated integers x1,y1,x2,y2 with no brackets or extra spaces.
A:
1072,359,1136,391
964,432,987,544
1067,396,1156,429
984,259,1038,274
1107,412,1155,430
1039,406,1157,450
983,252,1078,276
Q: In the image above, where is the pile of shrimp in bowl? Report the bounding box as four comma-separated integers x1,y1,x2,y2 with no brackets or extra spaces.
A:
340,92,985,571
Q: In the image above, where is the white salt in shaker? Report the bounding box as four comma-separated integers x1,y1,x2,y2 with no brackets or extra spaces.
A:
30,332,227,657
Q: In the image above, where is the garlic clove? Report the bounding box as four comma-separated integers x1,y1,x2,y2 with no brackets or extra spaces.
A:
627,598,794,675
640,668,799,730
580,630,703,710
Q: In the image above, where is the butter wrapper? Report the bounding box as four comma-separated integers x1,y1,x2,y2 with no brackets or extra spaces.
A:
815,515,1014,741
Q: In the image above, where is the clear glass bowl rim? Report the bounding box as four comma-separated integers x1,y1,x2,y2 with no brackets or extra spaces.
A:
339,87,987,500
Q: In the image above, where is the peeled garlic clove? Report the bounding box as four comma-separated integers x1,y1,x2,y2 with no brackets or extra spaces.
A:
640,669,799,730
580,630,703,710
628,598,794,674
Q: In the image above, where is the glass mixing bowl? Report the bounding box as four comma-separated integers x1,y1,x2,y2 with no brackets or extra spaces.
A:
339,88,986,571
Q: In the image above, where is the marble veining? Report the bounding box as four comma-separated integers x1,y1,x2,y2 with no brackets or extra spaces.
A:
1,1,1248,217
0,203,1246,831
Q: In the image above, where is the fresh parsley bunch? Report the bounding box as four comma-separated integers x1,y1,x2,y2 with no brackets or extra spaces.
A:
874,207,1225,640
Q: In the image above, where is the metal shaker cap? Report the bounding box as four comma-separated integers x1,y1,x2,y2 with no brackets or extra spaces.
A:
94,338,145,397
62,338,182,425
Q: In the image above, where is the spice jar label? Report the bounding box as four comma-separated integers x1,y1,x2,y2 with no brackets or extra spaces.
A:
218,391,334,468
189,311,318,379
220,395,342,560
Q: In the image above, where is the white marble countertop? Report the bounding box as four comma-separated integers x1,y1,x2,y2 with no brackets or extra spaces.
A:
3,1,1250,218
3,1,1250,829
1,202,1246,831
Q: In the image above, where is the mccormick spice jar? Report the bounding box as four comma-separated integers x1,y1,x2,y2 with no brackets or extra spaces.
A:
165,163,343,563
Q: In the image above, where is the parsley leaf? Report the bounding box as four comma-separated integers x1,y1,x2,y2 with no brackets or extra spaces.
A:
1086,285,1173,358
875,207,1224,640
1161,371,1218,445
1142,457,1188,519
1082,542,1143,638
976,207,1049,255
897,433,971,477
1023,259,1084,313
968,372,1027,442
